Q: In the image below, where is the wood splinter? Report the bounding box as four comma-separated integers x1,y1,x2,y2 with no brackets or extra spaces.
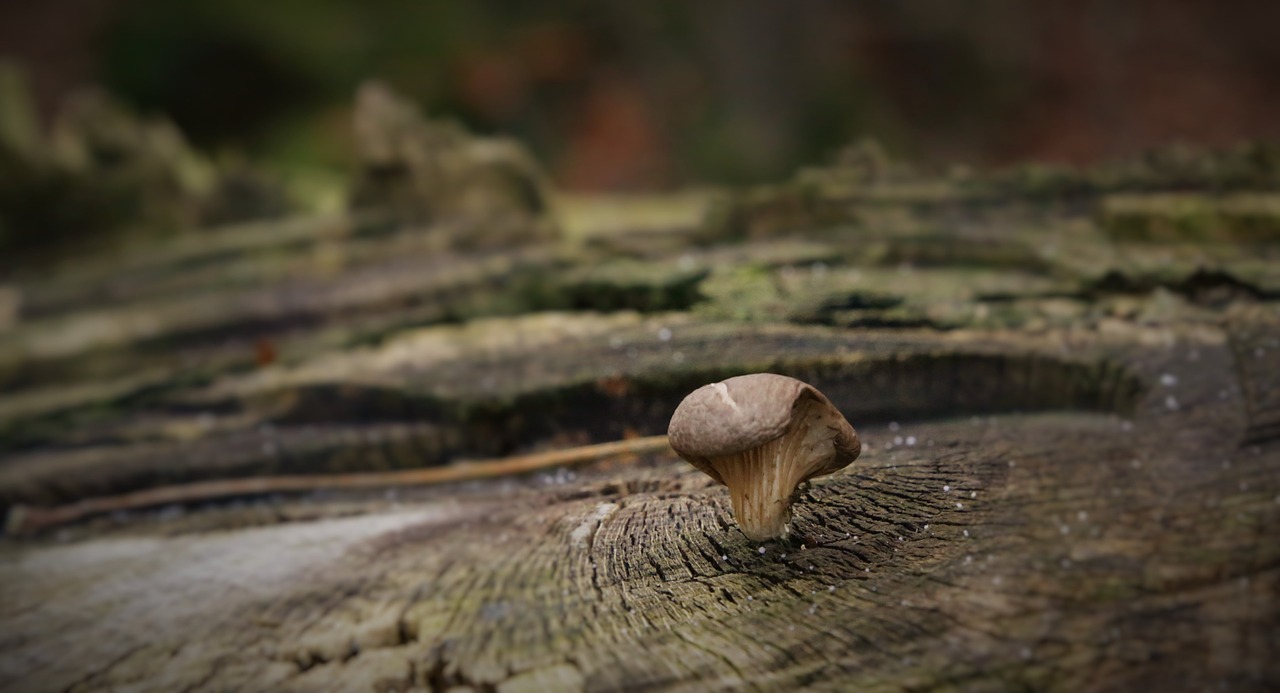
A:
5,435,672,537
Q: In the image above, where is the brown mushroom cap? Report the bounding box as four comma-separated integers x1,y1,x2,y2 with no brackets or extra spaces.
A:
668,373,860,540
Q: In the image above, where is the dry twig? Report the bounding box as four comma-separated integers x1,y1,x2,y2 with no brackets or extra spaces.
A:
6,435,672,536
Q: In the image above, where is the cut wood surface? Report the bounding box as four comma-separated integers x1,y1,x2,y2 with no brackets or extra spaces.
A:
2,144,1279,691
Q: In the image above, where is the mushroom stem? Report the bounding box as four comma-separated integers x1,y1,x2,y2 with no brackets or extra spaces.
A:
713,438,804,540
709,398,841,541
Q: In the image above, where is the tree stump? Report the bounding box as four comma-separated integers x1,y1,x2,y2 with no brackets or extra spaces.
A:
1,149,1278,691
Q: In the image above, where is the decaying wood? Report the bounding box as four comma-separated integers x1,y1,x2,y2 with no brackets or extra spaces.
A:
1,140,1279,691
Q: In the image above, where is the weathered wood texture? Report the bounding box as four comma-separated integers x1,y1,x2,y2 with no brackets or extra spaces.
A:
1,144,1279,691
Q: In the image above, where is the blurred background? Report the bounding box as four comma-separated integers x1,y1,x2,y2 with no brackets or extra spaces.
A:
4,0,1280,193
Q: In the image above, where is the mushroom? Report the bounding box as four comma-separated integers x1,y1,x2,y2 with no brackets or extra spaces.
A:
668,373,860,541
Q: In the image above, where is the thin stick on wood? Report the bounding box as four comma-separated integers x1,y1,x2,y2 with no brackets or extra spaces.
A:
5,435,672,536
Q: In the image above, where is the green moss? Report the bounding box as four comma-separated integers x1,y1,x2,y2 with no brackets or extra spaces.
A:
1099,193,1280,243
544,260,709,313
1099,194,1218,241
701,183,854,242
982,142,1280,200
